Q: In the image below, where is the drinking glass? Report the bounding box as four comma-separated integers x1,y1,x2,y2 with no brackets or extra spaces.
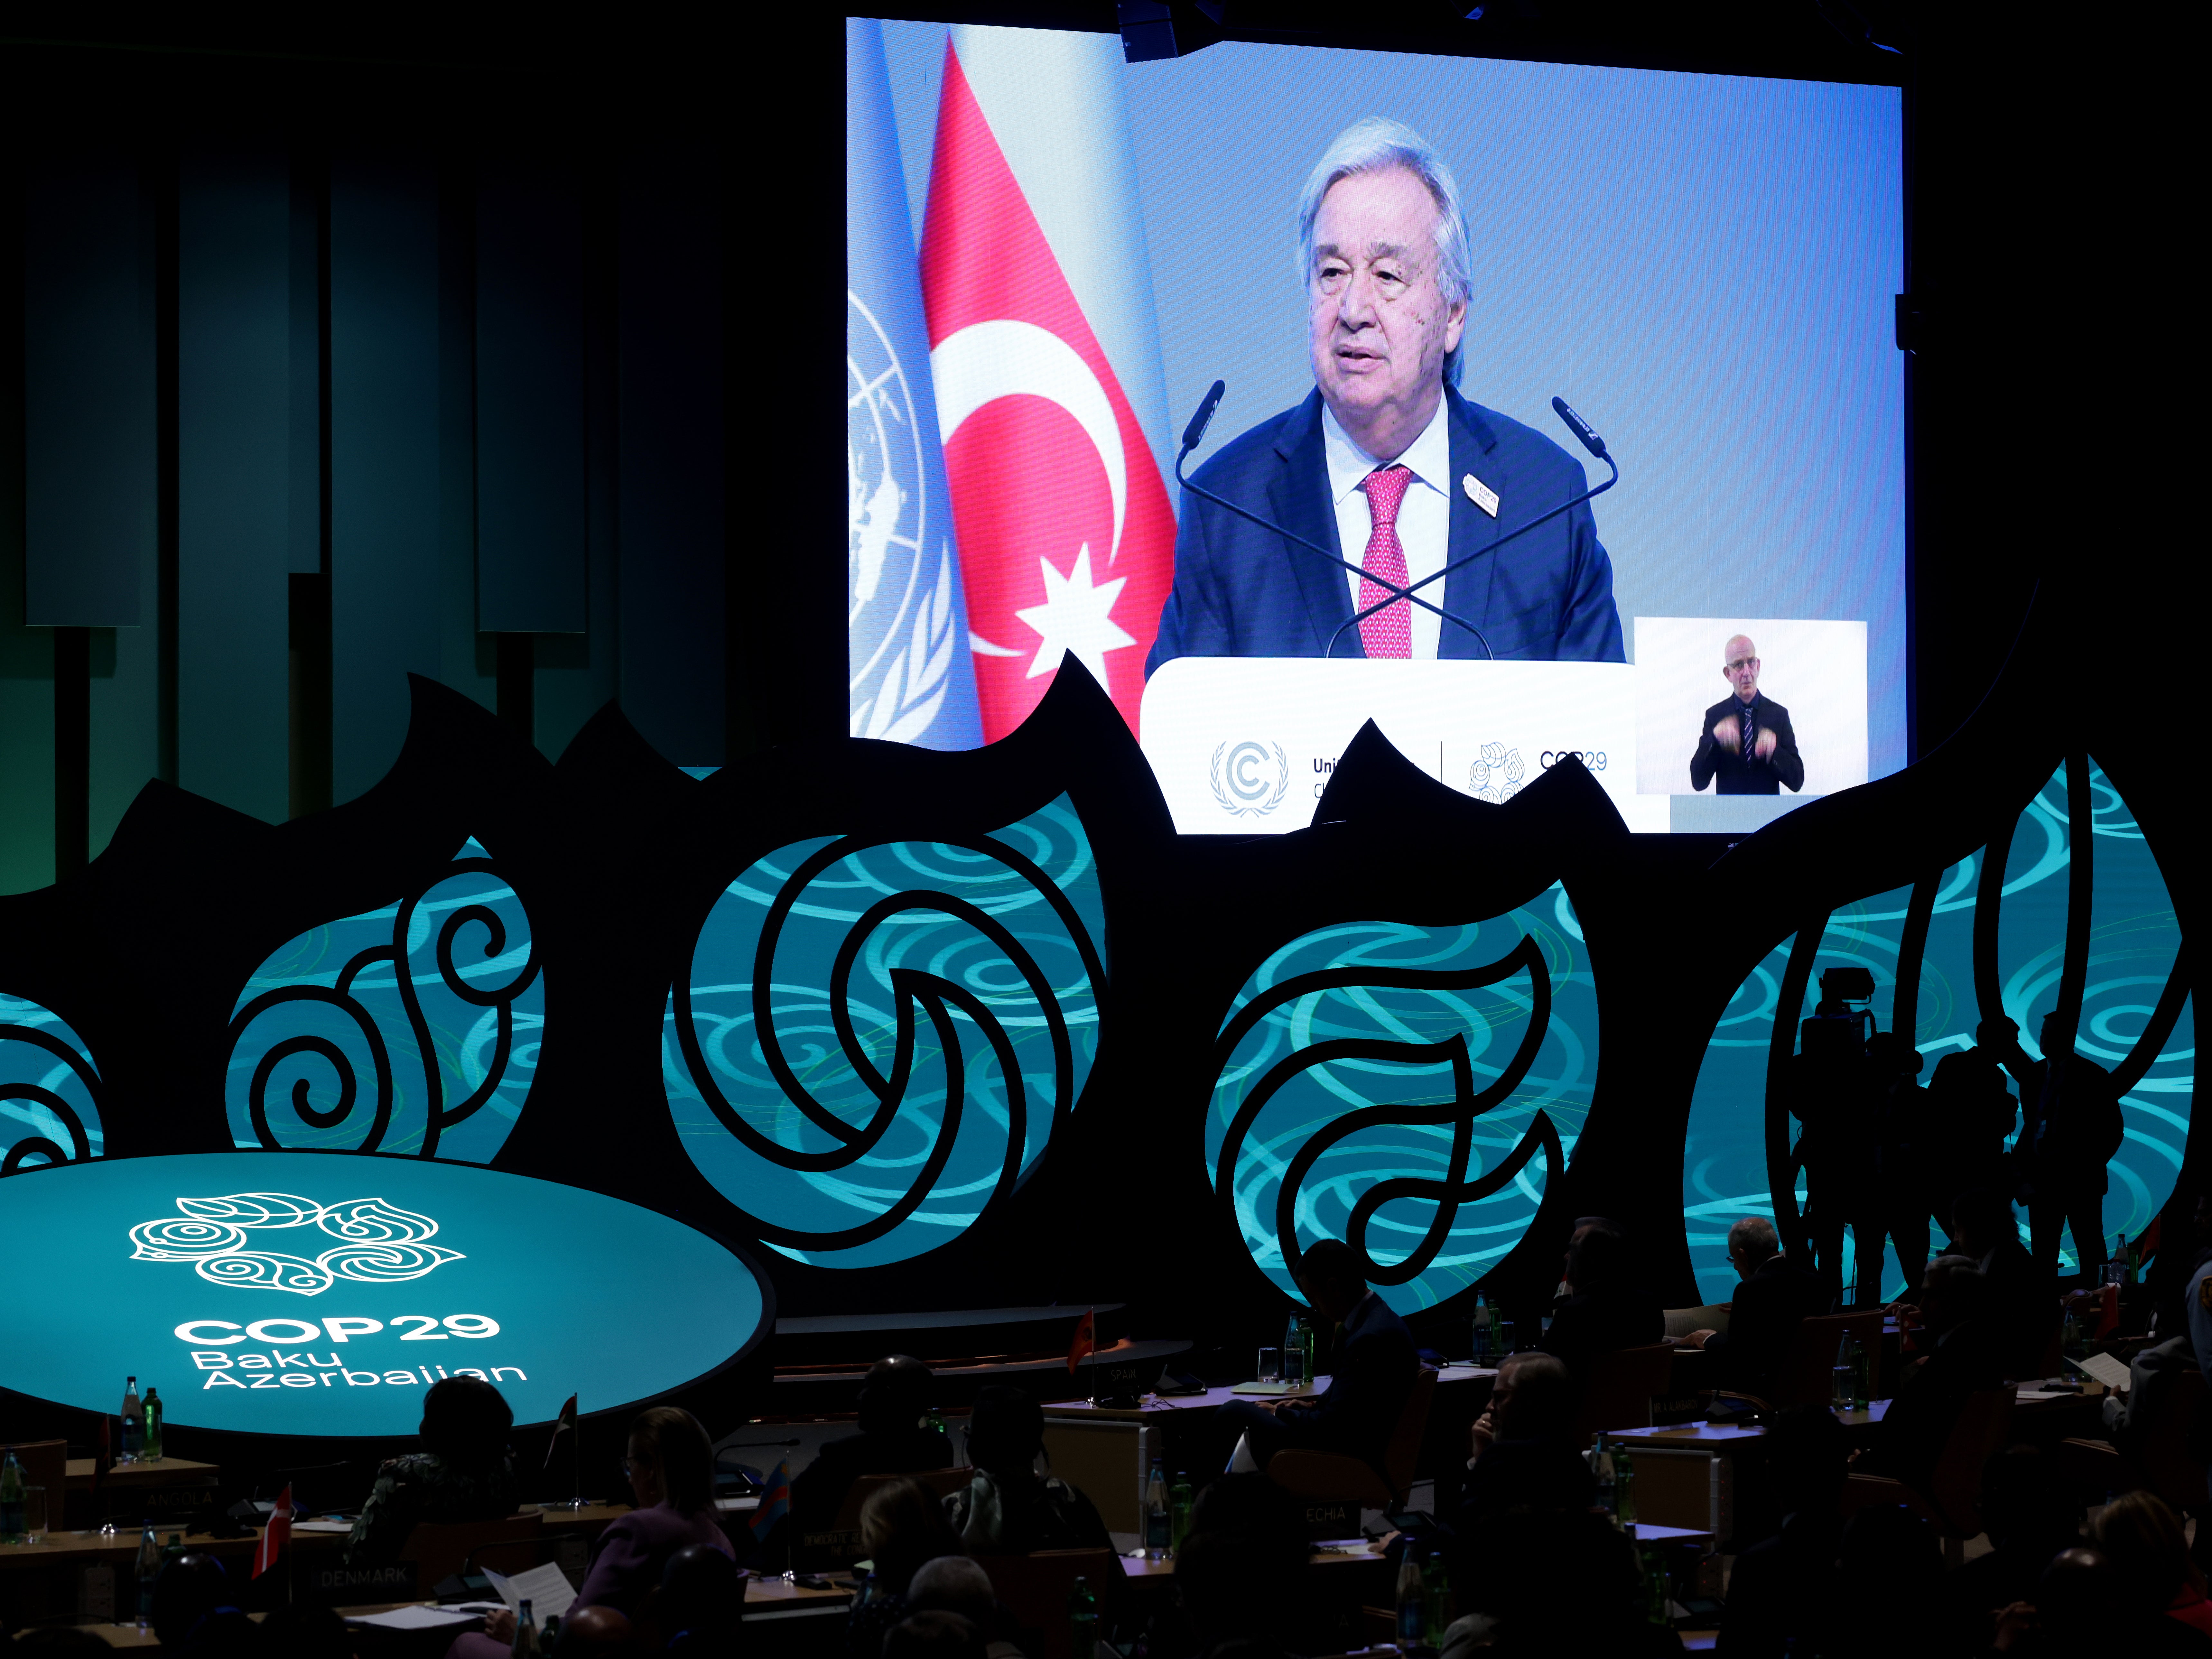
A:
2100,1261,2127,1290
1256,1346,1283,1383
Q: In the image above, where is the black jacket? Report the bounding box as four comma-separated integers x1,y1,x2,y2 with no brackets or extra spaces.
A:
787,1425,954,1534
1861,1314,2009,1492
1285,1291,1419,1467
1690,693,1805,794
1704,1254,1827,1399
1541,1285,1665,1379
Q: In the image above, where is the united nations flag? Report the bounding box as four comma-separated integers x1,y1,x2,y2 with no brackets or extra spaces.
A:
847,18,981,749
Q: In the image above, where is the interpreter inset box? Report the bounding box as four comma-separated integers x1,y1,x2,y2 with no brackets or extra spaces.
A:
1633,618,1867,798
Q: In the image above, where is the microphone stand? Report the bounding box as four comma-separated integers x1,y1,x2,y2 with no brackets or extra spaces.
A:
1171,385,1619,662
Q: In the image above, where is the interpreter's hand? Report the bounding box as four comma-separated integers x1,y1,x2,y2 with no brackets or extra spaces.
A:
481,1608,516,1644
1712,715,1742,750
1680,1329,1716,1350
1754,728,1778,761
1990,1601,2039,1653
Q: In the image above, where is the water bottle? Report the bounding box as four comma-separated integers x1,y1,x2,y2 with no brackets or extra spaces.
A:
1424,1548,1452,1645
135,1525,161,1629
1471,1292,1493,1365
1847,1337,1870,1409
1395,1549,1426,1645
1143,1458,1170,1554
1283,1312,1305,1385
0,1451,24,1543
2062,1307,2085,1361
120,1376,142,1462
2127,1233,2143,1285
1614,1446,1638,1527
1642,1541,1672,1627
1169,1469,1194,1553
143,1387,164,1462
1068,1575,1098,1659
1590,1431,1617,1521
1303,1318,1318,1386
854,1571,880,1610
513,1597,538,1658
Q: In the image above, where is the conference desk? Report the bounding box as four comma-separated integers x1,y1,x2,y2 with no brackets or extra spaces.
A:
62,1460,221,1492
1041,1368,1497,1532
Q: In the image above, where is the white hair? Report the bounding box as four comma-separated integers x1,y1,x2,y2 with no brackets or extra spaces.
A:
1296,117,1474,387
907,1554,994,1619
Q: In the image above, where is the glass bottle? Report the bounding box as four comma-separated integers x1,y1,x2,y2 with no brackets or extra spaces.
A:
135,1525,161,1629
120,1376,142,1463
1143,1458,1170,1554
1590,1431,1616,1521
1068,1575,1098,1659
1642,1541,1673,1627
1395,1549,1426,1645
1300,1318,1317,1388
1471,1292,1493,1365
1424,1548,1452,1646
512,1597,538,1658
0,1451,24,1543
1169,1469,1194,1553
143,1388,164,1462
1614,1446,1638,1527
1848,1337,1870,1409
1283,1311,1306,1386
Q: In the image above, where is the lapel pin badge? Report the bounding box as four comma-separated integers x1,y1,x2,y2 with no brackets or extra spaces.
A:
1463,473,1500,518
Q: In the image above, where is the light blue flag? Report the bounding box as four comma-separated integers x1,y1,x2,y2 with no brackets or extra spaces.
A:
846,17,981,750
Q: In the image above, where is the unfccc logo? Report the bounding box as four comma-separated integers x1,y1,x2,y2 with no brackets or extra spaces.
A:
129,1192,462,1297
1210,740,1290,818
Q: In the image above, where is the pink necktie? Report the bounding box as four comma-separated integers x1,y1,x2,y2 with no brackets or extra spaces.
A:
1358,464,1414,659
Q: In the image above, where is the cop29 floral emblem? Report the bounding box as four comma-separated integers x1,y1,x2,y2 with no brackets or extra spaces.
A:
128,1193,462,1297
1469,742,1527,805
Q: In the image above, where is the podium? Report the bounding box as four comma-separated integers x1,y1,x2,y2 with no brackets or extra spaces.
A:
1138,658,1667,835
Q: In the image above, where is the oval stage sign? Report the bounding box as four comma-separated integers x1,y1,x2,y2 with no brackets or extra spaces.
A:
0,1152,769,1437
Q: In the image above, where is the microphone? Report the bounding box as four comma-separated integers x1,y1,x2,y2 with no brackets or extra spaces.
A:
1550,396,1607,459
1181,379,1226,457
1172,385,1482,656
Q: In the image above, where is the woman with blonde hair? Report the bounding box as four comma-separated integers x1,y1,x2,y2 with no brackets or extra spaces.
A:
2095,1489,2212,1636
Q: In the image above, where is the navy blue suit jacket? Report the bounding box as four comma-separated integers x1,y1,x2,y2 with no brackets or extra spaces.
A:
1145,386,1625,671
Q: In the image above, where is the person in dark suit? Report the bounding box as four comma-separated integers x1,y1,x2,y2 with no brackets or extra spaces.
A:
1988,1012,2127,1281
1923,1035,2020,1235
787,1354,953,1537
1540,1219,1664,1379
1689,634,1806,794
1145,117,1623,673
1858,1257,2009,1493
1459,1352,1596,1523
1949,1186,2056,1377
1678,1218,1826,1400
1217,1237,1418,1475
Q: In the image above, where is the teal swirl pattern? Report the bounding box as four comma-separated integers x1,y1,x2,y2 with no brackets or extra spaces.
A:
0,993,103,1175
1683,760,2193,1302
223,838,544,1163
1207,885,1596,1314
664,794,1104,1270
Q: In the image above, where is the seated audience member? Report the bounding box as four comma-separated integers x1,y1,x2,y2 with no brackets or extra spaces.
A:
1856,1255,2007,1493
846,1476,967,1658
2102,1333,2203,1459
1715,1406,1847,1656
1459,1353,1595,1523
1938,1447,2080,1651
1213,1238,1418,1475
346,1375,519,1565
654,1542,741,1653
149,1553,251,1656
460,1406,732,1658
789,1353,954,1534
1949,1184,2058,1376
885,1611,987,1659
2097,1491,2212,1637
1175,1478,1312,1655
1678,1217,1825,1399
944,1386,1111,1553
1441,1507,1672,1657
1539,1219,1664,1378
550,1606,631,1655
2005,1546,2212,1656
1831,1504,1947,1659
908,1555,1027,1658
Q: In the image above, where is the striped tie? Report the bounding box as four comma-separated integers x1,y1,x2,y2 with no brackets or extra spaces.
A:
1742,700,1757,763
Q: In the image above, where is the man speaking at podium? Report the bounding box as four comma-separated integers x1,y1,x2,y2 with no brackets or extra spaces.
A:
1144,118,1624,671
1689,634,1805,794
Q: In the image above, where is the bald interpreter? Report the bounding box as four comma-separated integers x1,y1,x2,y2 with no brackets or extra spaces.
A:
1689,633,1804,794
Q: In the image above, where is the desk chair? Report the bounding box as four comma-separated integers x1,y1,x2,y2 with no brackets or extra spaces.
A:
1710,1310,1885,1414
1839,1385,2014,1564
2058,1366,2206,1511
1574,1346,1676,1445
1267,1368,1438,1511
974,1547,1124,1659
397,1512,545,1589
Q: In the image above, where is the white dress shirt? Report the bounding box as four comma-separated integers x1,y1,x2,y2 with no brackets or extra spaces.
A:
1321,394,1454,661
